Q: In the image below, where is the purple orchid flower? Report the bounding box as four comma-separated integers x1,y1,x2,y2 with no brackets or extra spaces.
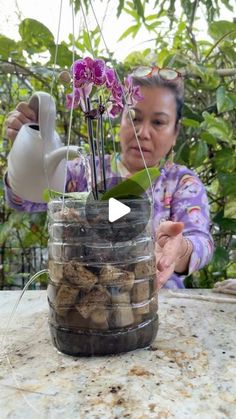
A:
105,68,116,88
72,57,106,87
124,75,144,105
66,57,143,116
92,58,107,85
107,100,124,118
72,59,92,87
78,84,93,111
66,88,81,109
111,80,123,102
66,84,93,110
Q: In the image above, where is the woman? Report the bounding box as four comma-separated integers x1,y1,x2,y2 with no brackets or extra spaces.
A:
4,70,214,289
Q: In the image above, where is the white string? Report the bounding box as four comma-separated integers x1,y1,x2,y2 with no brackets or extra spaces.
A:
1,270,49,352
0,269,49,415
86,0,122,166
168,290,236,304
77,2,155,205
62,0,76,211
49,0,63,97
43,0,64,196
80,3,94,58
88,0,155,204
80,2,120,177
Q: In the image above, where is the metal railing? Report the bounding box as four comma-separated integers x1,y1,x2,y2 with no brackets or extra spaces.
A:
0,246,48,289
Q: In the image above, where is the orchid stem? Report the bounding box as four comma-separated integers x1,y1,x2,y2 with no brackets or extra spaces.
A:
99,96,106,192
86,98,98,200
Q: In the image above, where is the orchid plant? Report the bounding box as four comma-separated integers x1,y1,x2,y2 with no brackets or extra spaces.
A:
51,56,160,203
59,56,144,200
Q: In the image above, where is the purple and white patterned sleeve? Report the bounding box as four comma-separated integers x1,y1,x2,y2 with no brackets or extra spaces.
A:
4,173,47,212
152,163,214,288
170,167,214,276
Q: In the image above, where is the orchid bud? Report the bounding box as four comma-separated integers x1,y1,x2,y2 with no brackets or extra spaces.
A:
129,108,136,120
58,70,71,84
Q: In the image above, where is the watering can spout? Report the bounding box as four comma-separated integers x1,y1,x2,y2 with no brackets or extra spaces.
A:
7,92,80,203
45,146,79,172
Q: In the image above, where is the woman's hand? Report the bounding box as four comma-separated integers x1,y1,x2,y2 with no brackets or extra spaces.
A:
5,102,37,141
155,221,193,289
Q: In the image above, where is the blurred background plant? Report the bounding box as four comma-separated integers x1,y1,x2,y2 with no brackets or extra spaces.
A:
0,0,235,289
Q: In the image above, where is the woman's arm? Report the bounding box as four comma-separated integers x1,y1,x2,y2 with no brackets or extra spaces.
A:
4,172,47,212
171,170,214,274
155,167,214,288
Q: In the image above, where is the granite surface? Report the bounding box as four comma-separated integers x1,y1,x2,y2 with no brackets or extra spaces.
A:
0,289,235,419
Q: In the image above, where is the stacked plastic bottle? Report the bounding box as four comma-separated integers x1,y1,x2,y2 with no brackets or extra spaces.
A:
47,198,158,356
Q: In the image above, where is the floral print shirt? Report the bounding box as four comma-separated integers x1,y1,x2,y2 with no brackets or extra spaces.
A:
5,153,214,289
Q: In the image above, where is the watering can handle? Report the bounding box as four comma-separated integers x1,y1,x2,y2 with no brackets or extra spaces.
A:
28,91,56,142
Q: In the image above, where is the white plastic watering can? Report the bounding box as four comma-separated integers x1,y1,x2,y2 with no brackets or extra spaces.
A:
7,91,79,203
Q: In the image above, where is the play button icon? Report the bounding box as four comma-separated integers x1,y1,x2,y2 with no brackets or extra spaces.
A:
85,177,152,242
108,198,131,222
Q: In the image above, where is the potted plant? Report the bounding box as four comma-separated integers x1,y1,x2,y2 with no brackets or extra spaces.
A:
45,57,159,356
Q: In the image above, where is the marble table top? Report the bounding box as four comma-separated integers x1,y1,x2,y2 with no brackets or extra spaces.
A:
0,289,235,419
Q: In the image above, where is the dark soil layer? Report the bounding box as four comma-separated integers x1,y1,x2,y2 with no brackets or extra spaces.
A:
49,314,159,356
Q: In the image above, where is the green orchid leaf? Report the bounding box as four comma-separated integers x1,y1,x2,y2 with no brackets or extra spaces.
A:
101,167,160,201
43,167,160,203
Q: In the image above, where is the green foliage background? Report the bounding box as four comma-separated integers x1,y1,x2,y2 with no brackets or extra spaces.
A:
0,0,236,288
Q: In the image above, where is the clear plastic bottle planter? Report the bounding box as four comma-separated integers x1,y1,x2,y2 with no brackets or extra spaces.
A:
47,199,158,356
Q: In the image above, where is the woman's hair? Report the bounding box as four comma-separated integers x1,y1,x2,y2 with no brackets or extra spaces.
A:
131,74,184,125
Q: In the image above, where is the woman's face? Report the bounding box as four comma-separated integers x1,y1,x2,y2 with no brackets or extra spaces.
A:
119,86,179,173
